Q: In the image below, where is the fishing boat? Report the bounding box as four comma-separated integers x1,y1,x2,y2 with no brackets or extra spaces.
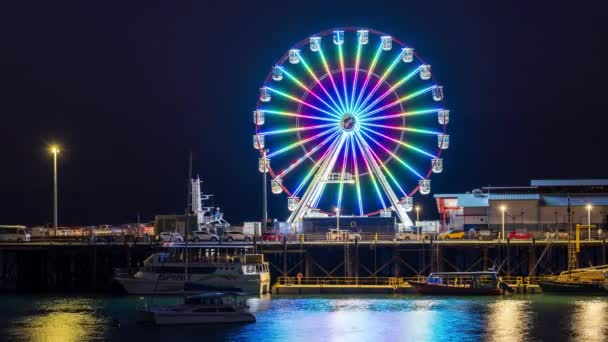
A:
114,245,271,295
136,292,256,325
537,265,608,294
409,271,510,295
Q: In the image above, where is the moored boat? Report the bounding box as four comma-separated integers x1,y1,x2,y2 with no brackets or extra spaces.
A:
537,265,608,294
409,271,508,295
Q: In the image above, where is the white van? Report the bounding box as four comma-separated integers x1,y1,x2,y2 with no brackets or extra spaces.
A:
0,225,31,242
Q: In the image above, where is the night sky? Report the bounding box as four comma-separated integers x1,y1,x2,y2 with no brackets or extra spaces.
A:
2,1,607,226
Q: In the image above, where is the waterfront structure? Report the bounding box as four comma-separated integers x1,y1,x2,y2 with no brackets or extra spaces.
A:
253,28,450,227
435,179,608,233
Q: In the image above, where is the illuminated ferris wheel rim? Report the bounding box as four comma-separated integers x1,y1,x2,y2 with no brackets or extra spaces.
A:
253,27,450,222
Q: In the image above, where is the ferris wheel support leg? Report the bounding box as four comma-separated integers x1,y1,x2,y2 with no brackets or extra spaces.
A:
355,133,414,228
287,135,346,224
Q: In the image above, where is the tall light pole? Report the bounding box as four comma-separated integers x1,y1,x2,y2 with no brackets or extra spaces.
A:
587,204,592,241
50,145,60,237
262,149,268,233
415,205,421,240
500,205,506,242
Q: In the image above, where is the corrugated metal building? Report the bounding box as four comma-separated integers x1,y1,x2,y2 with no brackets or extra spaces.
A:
435,179,608,232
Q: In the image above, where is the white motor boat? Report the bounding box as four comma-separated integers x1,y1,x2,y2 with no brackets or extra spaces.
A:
137,292,256,325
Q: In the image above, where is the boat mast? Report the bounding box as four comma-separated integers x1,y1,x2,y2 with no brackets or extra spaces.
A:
185,151,192,281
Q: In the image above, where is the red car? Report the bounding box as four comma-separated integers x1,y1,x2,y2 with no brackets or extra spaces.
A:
262,231,282,242
508,231,533,240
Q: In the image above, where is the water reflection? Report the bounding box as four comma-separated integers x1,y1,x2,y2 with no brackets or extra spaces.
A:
485,299,531,342
572,299,608,342
9,297,108,342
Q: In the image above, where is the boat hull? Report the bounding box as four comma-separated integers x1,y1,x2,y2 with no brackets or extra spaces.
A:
537,280,608,295
136,309,256,325
116,276,268,295
409,281,504,295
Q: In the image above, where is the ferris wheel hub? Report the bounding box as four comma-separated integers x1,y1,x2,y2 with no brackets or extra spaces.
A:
340,114,357,132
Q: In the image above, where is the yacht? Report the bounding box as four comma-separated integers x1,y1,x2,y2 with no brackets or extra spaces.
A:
115,245,271,295
409,271,511,295
136,292,256,325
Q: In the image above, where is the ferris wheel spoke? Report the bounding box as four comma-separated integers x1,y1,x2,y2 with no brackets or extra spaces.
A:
336,134,351,212
353,133,387,209
338,43,350,115
267,127,339,159
291,134,344,197
359,126,436,159
349,42,363,114
263,109,340,123
356,66,421,117
350,131,364,215
266,87,340,118
358,85,434,119
278,67,343,117
259,122,336,136
317,47,348,114
353,49,404,115
298,54,345,116
358,132,407,196
310,134,347,209
359,129,425,179
275,129,341,178
360,122,440,135
360,108,441,123
352,42,384,116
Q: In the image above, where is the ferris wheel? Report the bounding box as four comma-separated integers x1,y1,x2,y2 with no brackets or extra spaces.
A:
253,28,450,227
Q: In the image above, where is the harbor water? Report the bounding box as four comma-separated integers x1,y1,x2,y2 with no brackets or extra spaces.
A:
0,294,606,341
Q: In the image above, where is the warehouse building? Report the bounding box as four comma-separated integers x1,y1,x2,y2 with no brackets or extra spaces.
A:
434,179,608,234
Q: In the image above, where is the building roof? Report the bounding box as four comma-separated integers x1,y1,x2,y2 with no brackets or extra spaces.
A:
456,194,488,207
531,179,608,187
542,196,608,206
488,193,540,200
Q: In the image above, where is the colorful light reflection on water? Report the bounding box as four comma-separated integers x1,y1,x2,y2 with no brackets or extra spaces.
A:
0,295,607,341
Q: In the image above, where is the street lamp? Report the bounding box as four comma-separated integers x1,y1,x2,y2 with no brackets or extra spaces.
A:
49,145,60,237
415,205,421,240
335,208,340,232
587,204,592,241
500,205,506,242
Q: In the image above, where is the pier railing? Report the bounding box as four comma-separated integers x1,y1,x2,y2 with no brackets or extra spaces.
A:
275,276,426,287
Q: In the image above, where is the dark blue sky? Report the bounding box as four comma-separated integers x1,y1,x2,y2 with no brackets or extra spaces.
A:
1,0,607,225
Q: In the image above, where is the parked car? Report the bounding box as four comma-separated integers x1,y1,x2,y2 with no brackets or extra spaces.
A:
0,225,30,242
222,231,252,242
191,230,219,242
262,231,282,242
508,231,533,240
438,229,465,240
326,229,362,241
395,230,430,241
467,228,496,240
159,232,184,242
544,230,569,240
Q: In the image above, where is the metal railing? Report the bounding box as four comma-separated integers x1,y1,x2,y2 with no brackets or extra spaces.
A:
275,276,426,287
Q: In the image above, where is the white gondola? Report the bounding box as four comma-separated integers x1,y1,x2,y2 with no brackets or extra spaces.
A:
259,87,271,102
438,134,449,149
271,178,283,194
402,47,414,63
432,85,444,101
357,29,369,44
258,157,269,173
419,179,431,195
432,158,443,173
420,65,431,80
333,30,344,45
288,49,300,64
271,66,283,81
438,109,449,125
253,134,265,150
253,110,265,125
400,196,414,212
381,36,392,51
288,196,299,211
380,209,392,217
309,36,321,52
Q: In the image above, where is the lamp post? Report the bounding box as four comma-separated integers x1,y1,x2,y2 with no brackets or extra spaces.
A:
587,204,592,241
50,145,60,237
415,205,421,240
262,149,268,233
500,205,506,242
